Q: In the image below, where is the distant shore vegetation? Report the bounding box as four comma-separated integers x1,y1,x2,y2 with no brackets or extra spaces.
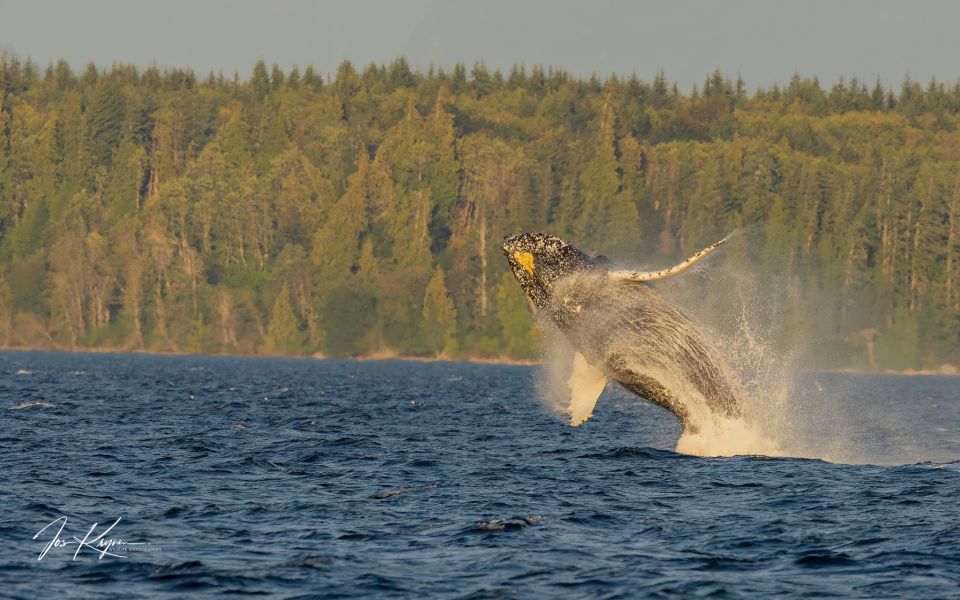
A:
1,54,959,370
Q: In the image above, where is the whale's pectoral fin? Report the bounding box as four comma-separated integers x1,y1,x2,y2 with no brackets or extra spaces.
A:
566,352,607,426
607,235,729,282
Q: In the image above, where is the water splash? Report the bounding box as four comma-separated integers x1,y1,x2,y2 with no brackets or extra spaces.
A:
534,285,771,456
531,233,958,465
532,238,837,461
535,317,581,416
675,416,782,456
660,266,794,458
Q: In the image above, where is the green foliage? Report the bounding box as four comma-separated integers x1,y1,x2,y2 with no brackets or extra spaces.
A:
8,253,45,313
265,285,305,354
495,271,536,358
86,73,127,168
420,267,458,357
1,54,959,369
322,282,377,357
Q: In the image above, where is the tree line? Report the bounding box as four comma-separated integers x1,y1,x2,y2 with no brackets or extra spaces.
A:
1,54,959,370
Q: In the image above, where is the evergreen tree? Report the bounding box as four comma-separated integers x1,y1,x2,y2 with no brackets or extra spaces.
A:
495,271,536,357
86,74,126,168
420,267,458,357
0,56,957,368
265,285,305,354
251,59,270,99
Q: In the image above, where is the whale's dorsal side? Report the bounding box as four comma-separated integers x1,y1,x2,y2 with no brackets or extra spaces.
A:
607,236,728,282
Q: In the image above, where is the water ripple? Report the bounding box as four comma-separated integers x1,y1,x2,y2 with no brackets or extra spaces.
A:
1,350,958,598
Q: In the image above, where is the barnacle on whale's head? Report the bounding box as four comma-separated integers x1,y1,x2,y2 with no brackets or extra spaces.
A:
501,233,609,308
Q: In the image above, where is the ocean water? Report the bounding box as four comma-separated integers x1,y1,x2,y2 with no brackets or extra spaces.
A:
1,350,959,598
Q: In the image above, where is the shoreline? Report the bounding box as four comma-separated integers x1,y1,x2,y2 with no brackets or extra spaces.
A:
0,345,954,375
812,367,959,377
0,344,538,367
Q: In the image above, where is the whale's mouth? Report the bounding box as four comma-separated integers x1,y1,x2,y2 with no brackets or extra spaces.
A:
502,236,525,273
502,234,523,257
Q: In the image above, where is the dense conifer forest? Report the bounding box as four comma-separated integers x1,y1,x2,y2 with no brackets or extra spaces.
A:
1,54,959,369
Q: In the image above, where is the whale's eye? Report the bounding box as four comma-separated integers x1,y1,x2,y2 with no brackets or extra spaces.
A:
513,251,535,276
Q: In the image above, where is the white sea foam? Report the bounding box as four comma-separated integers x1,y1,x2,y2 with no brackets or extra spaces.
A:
9,401,54,410
675,416,783,457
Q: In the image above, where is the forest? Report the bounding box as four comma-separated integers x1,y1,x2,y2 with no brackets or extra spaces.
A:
1,54,959,370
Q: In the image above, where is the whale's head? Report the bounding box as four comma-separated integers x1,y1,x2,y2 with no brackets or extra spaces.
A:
501,233,609,308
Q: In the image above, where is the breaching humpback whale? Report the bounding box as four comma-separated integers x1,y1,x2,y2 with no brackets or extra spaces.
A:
502,233,740,434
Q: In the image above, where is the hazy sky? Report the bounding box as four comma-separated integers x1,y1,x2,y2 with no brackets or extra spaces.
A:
1,0,959,91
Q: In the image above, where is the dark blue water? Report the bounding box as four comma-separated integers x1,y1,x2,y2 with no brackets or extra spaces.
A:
2,350,959,598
